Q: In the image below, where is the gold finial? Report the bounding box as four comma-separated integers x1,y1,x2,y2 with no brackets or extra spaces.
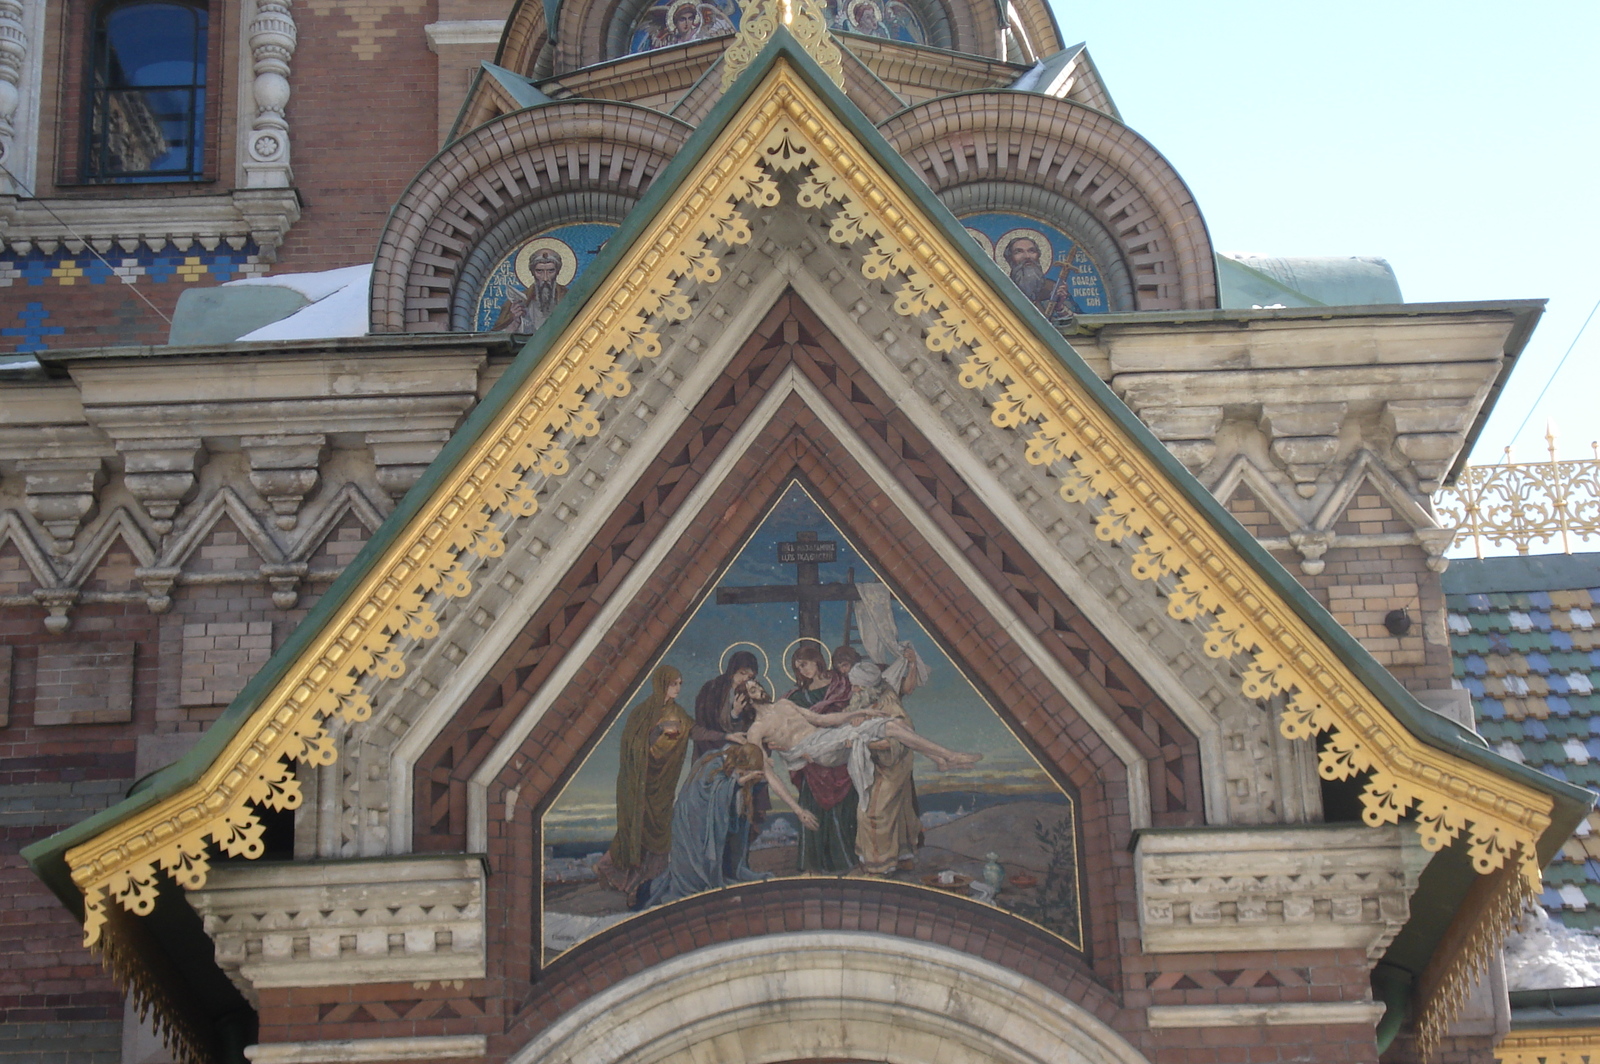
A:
722,0,844,90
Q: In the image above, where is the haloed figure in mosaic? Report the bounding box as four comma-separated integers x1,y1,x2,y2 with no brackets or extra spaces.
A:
785,644,857,873
494,249,569,333
596,665,693,905
742,677,981,825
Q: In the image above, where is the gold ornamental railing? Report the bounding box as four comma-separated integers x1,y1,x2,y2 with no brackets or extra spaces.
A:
1434,439,1600,558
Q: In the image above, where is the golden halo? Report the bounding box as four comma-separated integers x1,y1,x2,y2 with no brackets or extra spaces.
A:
963,227,995,262
667,0,701,27
995,228,1054,272
780,637,831,684
718,641,771,697
514,236,579,287
846,0,884,29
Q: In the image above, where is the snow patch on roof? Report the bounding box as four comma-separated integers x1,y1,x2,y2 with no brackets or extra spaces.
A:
1505,907,1600,990
228,264,371,342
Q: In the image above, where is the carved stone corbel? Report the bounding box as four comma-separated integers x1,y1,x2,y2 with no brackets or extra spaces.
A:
135,565,181,613
244,433,325,530
1259,403,1347,498
260,561,307,610
1287,529,1335,576
32,586,76,634
20,457,104,554
1384,400,1470,494
119,438,207,535
1415,527,1456,574
1135,405,1224,476
243,0,297,189
367,428,453,500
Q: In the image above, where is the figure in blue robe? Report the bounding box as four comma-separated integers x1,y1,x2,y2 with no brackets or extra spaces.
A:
647,744,771,907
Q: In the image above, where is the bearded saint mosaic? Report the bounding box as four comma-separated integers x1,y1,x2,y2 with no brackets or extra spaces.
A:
473,223,617,332
961,212,1112,319
628,0,739,54
541,482,1084,961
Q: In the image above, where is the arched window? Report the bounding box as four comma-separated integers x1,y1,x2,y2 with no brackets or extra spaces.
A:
83,0,208,182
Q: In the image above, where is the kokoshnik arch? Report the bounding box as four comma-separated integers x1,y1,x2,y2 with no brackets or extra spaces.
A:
7,3,1587,1064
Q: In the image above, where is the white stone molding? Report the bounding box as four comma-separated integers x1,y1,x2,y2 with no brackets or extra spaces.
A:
242,0,297,189
1135,825,1424,957
246,1036,487,1063
0,0,28,189
510,932,1153,1064
0,191,301,259
423,20,505,51
0,0,41,195
188,856,486,1005
1145,1002,1387,1029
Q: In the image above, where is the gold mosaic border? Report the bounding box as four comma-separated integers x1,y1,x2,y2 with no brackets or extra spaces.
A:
66,60,1554,1049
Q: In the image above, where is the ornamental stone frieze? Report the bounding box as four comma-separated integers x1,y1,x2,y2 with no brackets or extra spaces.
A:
187,856,486,1004
0,337,510,628
1135,825,1424,957
1073,302,1539,572
0,191,302,261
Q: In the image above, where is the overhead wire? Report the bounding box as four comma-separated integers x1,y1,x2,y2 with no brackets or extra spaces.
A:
1502,294,1600,461
0,160,175,327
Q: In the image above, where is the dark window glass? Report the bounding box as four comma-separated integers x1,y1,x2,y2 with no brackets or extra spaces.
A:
84,0,207,182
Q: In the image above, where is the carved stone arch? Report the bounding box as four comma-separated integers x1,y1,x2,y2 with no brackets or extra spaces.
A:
509,932,1144,1064
449,191,637,330
370,103,693,333
495,0,551,78
1005,0,1064,63
879,93,1217,311
938,181,1136,312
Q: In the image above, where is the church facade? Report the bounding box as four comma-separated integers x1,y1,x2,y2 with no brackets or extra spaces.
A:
0,3,1587,1064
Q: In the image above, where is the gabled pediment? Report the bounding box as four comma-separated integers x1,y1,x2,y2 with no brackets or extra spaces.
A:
28,34,1588,1059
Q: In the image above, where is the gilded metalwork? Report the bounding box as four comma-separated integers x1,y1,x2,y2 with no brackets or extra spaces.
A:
1435,436,1600,558
65,66,1558,1050
722,0,843,90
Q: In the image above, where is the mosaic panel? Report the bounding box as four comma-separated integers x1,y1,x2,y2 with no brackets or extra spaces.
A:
959,211,1111,319
473,223,617,333
540,482,1083,960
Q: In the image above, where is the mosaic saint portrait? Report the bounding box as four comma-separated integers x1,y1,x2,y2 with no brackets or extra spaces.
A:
961,212,1113,319
824,0,925,43
541,483,1083,960
628,0,738,54
474,223,617,333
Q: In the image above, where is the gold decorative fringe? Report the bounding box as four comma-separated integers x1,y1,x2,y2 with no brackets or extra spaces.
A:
1413,857,1534,1061
63,62,1556,994
98,903,218,1064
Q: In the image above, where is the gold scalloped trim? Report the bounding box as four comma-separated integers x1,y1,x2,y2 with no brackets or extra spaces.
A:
67,65,1554,1012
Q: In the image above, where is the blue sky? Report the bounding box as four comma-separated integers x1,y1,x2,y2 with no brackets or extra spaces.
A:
1056,1,1600,461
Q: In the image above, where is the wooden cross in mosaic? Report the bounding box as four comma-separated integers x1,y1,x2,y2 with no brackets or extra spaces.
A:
715,530,858,642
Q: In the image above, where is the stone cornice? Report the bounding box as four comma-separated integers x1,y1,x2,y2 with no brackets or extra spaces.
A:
1134,825,1422,957
0,189,301,259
